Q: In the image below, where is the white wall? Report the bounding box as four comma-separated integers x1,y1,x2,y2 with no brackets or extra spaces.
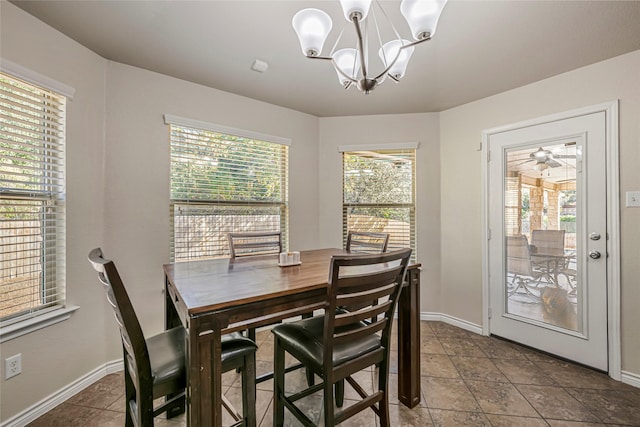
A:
439,50,640,376
1,1,111,420
318,113,442,312
103,61,320,336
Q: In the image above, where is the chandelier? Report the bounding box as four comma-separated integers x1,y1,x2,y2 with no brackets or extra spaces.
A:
292,0,448,94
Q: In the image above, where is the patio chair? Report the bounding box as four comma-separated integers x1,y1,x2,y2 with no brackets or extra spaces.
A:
507,235,543,297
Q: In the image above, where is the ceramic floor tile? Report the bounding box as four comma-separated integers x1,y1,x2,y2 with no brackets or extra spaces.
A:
27,321,640,427
493,358,557,385
565,387,640,425
428,409,492,426
65,373,124,409
450,356,510,383
388,402,434,426
534,360,619,390
484,413,548,426
438,337,486,357
429,322,472,339
421,376,482,412
420,353,460,378
546,421,627,427
465,379,539,417
420,336,447,354
472,337,528,359
516,384,600,422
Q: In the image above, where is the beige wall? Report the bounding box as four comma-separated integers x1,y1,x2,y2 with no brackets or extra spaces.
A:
2,0,639,421
439,50,640,375
317,114,442,312
1,1,320,422
103,61,320,336
1,1,111,420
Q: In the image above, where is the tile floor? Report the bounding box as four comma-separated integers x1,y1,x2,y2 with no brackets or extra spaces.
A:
27,321,640,426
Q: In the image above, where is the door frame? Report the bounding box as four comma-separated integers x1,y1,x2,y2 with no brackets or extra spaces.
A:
480,101,620,380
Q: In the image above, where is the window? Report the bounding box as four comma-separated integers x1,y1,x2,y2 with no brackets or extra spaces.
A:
0,72,66,326
342,146,416,259
166,116,289,261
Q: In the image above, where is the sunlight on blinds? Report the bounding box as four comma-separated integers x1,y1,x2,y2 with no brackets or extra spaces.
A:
169,124,288,261
342,148,416,260
0,73,66,323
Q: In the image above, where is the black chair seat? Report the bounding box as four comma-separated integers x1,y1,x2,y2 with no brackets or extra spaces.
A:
221,332,259,368
272,316,381,371
147,327,186,398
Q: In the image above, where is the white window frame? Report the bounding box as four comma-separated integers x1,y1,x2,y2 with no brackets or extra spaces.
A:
339,143,418,260
165,115,290,261
0,60,77,343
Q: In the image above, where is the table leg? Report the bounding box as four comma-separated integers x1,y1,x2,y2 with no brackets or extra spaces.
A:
188,317,225,427
397,266,421,408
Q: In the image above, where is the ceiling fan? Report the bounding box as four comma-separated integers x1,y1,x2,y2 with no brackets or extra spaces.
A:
514,146,577,170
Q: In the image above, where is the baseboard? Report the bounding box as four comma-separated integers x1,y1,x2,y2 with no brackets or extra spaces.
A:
621,370,640,389
420,311,484,336
1,359,123,427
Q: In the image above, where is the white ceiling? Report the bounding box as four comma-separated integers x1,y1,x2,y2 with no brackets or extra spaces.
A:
10,0,640,117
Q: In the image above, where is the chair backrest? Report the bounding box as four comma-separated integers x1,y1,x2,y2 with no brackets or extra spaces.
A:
506,235,534,276
531,229,566,253
345,231,389,254
323,248,412,367
228,231,282,258
88,248,151,386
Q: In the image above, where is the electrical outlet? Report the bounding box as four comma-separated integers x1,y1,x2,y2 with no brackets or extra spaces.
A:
5,353,22,380
626,191,640,207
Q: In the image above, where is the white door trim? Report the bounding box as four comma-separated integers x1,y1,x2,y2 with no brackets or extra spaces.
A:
480,101,620,380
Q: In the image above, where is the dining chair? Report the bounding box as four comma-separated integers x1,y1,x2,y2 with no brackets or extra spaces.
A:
346,231,389,253
228,231,282,258
507,235,543,297
271,248,412,427
88,248,258,427
228,231,283,342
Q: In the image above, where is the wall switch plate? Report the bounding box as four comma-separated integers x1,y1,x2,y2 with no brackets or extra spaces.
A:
626,191,640,207
5,353,22,380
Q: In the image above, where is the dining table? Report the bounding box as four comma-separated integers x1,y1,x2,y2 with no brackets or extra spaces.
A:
163,248,422,427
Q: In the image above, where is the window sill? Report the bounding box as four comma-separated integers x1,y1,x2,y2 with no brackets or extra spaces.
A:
0,306,79,343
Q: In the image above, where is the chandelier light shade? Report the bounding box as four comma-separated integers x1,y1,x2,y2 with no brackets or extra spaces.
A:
401,0,448,40
291,8,333,57
292,0,449,94
334,48,361,85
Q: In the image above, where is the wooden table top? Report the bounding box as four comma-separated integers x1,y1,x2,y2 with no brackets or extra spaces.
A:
164,248,348,315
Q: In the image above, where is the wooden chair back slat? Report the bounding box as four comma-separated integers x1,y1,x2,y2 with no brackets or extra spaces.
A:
228,231,282,258
345,231,390,254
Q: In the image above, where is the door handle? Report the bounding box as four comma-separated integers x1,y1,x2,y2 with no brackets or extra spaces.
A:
589,251,601,259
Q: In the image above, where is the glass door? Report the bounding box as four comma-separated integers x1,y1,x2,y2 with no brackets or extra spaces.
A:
487,111,608,371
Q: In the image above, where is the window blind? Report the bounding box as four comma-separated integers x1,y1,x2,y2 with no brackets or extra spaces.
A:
169,123,288,261
0,72,66,324
342,148,416,260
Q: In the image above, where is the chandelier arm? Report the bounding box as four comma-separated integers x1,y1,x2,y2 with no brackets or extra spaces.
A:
372,36,431,82
351,15,369,81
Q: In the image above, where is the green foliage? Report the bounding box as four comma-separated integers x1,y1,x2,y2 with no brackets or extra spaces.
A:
170,128,286,203
343,152,413,223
